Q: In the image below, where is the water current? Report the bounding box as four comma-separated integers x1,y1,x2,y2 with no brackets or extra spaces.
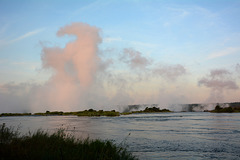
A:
1,112,240,160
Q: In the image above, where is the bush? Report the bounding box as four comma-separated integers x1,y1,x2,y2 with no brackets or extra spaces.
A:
215,105,222,111
0,123,19,144
0,124,137,160
0,113,31,117
211,105,237,113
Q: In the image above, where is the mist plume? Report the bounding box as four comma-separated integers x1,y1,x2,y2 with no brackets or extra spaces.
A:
153,64,186,81
120,48,151,70
236,63,240,77
35,23,102,111
198,69,238,102
0,22,191,113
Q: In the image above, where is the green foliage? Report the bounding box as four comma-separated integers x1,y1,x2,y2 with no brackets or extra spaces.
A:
141,107,171,113
34,112,46,116
211,105,239,113
222,107,234,112
31,110,120,117
122,107,171,115
0,124,137,160
215,105,222,111
34,111,64,116
121,112,132,115
0,123,19,144
0,113,31,117
1,110,121,117
88,109,96,112
76,110,120,117
143,107,161,112
1,107,172,117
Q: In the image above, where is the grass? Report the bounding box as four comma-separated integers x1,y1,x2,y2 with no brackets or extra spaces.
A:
0,123,137,160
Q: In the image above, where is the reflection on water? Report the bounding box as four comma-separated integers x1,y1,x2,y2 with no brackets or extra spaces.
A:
1,112,240,160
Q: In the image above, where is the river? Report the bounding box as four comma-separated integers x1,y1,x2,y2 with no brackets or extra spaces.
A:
1,112,240,160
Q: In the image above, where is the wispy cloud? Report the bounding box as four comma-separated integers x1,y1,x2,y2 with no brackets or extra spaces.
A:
73,0,112,16
9,28,45,44
103,37,122,43
0,28,45,47
236,63,240,77
153,64,187,81
167,7,190,18
207,47,240,60
162,5,218,28
103,36,158,50
120,48,152,70
0,24,9,35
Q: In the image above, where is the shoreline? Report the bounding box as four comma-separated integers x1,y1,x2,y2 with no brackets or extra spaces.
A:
1,104,240,117
0,107,172,117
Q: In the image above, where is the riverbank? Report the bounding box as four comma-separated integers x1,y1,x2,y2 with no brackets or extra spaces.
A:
1,112,240,159
0,123,137,160
0,107,172,117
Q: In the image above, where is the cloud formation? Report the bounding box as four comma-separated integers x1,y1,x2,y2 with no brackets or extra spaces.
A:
42,23,101,87
0,22,190,113
37,23,102,111
118,48,187,81
198,69,238,102
153,64,186,81
0,28,45,47
236,63,240,76
120,48,151,70
0,82,37,113
207,47,240,59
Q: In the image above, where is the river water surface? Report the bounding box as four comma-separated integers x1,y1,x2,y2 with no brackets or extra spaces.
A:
1,112,240,160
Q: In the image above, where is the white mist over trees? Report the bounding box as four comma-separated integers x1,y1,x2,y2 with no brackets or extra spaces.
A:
198,69,238,102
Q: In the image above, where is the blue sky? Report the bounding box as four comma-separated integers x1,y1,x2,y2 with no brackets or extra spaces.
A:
0,0,240,112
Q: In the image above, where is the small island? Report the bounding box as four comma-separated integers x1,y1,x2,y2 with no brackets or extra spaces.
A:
32,109,120,117
0,109,120,117
0,113,32,116
209,104,240,113
122,107,171,115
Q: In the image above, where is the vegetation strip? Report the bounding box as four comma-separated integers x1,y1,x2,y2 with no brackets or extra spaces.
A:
0,123,137,160
122,107,171,115
0,107,171,117
2,104,240,117
208,105,240,113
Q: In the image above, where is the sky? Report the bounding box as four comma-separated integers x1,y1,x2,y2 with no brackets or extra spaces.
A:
0,0,240,113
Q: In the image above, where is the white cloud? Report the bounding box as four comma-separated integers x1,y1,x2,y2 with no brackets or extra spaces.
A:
153,64,187,81
0,28,45,47
198,68,238,103
120,48,152,70
103,37,122,43
167,7,190,18
0,24,9,35
236,63,240,77
10,28,45,43
72,0,112,16
207,47,240,59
